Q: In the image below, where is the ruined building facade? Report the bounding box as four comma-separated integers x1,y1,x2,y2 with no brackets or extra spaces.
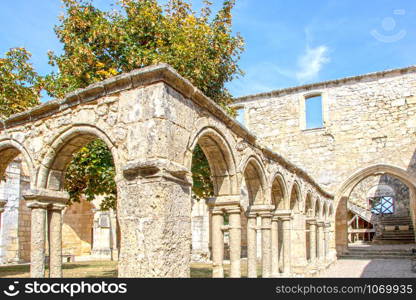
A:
0,64,414,278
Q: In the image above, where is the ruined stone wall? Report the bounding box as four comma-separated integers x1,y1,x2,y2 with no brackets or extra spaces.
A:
234,67,416,195
349,174,410,217
0,64,334,277
62,199,94,257
0,159,30,263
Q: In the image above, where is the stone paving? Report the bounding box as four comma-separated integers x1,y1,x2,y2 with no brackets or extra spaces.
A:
319,258,416,278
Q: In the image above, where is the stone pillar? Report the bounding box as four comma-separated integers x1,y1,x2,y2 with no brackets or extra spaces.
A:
261,212,272,278
271,216,279,277
26,201,49,278
247,214,257,278
281,215,292,275
324,222,330,262
316,221,325,263
307,219,317,263
23,189,69,278
228,207,241,278
211,209,224,278
117,161,193,278
48,203,66,278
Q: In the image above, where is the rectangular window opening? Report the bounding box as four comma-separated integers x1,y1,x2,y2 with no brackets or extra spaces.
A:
235,107,245,125
305,95,323,129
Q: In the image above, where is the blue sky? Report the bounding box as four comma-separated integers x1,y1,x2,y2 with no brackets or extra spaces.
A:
1,0,416,100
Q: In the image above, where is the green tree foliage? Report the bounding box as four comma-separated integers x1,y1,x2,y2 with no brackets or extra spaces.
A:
64,139,117,210
49,0,244,207
0,48,41,118
191,144,214,200
45,0,244,110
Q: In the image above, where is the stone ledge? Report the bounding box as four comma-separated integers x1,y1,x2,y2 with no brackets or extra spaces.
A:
234,65,416,104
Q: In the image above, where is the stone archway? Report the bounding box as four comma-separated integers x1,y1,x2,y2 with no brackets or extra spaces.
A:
334,164,416,255
185,126,240,278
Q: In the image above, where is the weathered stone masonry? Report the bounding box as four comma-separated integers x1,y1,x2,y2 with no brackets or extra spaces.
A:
0,64,334,278
233,66,416,253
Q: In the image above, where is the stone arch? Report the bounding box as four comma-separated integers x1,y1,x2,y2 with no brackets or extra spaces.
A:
185,126,238,196
289,181,301,213
270,172,288,210
0,138,35,187
323,202,329,221
37,125,119,191
334,164,416,254
304,192,314,217
315,198,323,219
241,156,267,206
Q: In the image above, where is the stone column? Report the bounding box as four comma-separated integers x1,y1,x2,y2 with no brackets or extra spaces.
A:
271,216,279,277
23,189,69,278
316,221,325,263
26,201,49,278
211,209,224,278
261,212,272,278
324,222,330,262
247,214,257,278
281,215,292,275
48,203,66,278
307,219,317,263
228,207,241,278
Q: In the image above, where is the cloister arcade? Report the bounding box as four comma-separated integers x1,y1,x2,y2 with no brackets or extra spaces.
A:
0,64,336,278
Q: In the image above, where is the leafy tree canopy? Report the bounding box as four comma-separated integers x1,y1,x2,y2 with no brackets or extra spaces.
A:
1,0,244,209
0,48,41,118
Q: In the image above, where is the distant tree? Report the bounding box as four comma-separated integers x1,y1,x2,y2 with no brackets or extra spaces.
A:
47,0,244,208
0,48,41,118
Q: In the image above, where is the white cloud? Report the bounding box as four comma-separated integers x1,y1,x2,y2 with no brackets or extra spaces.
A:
295,45,330,82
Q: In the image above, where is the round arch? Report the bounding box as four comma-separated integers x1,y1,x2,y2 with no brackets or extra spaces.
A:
0,138,36,187
270,172,288,210
240,156,267,206
315,197,323,219
304,192,314,216
36,125,119,190
334,164,416,254
184,126,238,196
289,181,301,212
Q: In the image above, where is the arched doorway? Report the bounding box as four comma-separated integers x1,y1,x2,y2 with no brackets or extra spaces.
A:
335,164,416,255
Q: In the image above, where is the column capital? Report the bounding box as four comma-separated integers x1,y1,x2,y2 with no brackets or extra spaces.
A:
26,201,50,210
274,209,292,220
23,188,69,205
316,220,326,227
247,204,274,215
50,203,67,211
324,222,331,228
306,218,317,225
207,195,240,207
225,205,242,215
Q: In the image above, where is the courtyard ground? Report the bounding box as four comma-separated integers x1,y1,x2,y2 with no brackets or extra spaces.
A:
319,259,416,278
0,259,414,278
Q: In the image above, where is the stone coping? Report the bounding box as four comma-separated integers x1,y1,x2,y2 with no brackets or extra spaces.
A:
0,63,334,200
233,65,416,104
